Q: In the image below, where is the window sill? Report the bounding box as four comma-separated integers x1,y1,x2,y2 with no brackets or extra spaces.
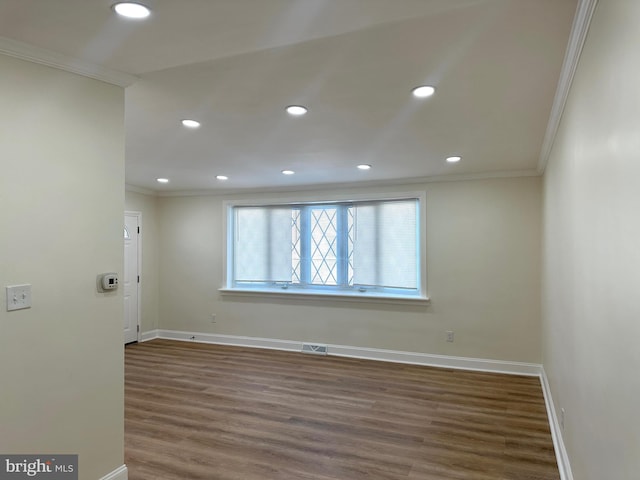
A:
218,288,430,306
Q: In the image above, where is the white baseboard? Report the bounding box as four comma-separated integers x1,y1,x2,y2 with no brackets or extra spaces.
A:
540,369,573,480
157,329,302,352
140,329,159,342
99,464,127,480
151,329,542,377
329,343,542,376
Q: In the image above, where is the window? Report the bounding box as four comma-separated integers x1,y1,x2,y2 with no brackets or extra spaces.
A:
224,195,426,301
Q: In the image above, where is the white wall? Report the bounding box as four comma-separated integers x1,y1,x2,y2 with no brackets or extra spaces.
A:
0,55,125,479
125,189,160,332
158,176,541,363
542,1,640,478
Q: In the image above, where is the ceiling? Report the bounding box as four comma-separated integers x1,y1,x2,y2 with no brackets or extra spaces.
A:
0,0,579,193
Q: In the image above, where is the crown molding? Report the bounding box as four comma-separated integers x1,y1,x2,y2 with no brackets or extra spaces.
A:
125,184,157,196
153,169,541,197
537,0,598,174
0,36,138,87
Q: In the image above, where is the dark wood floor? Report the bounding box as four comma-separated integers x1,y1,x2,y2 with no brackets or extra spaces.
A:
125,340,559,480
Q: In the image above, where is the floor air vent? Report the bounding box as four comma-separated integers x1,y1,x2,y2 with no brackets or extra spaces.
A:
301,343,328,355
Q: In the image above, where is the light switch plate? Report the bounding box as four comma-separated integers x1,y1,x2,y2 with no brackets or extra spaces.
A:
6,284,32,311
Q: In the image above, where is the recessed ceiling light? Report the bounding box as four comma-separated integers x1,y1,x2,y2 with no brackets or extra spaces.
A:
282,170,295,175
412,85,436,98
156,178,169,183
286,105,308,116
216,175,229,181
181,119,201,128
446,156,462,163
357,164,372,170
113,2,151,19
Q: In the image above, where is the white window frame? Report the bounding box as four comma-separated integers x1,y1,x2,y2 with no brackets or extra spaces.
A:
219,191,429,305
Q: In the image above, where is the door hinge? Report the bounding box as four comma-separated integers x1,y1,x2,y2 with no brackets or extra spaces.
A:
137,325,140,332
137,275,140,283
137,226,140,234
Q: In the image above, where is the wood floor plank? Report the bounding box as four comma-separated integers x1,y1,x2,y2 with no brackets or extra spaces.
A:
125,340,559,480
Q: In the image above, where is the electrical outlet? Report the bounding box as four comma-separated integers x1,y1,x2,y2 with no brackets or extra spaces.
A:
211,314,217,323
446,330,454,342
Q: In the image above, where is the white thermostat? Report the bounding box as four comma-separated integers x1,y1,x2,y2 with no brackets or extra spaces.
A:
97,273,119,292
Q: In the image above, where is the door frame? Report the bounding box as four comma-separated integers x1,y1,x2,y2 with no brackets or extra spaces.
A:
125,211,142,343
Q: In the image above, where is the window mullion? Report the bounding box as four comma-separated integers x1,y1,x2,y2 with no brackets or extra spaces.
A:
299,206,311,285
266,208,272,282
375,203,381,287
336,205,348,287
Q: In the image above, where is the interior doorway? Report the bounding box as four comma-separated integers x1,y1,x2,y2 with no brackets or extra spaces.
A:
124,212,141,344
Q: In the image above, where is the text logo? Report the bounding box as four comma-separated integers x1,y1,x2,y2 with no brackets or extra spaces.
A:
0,455,77,479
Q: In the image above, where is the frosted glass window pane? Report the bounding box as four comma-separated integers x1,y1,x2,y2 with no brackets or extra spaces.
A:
235,208,267,281
269,208,294,281
353,200,417,289
379,202,417,289
235,207,292,282
347,207,355,285
352,205,376,285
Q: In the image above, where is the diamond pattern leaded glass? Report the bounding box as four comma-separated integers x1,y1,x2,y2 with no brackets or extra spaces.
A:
291,209,301,283
310,207,338,285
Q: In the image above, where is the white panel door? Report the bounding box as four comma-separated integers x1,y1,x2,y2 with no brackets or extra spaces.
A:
124,213,140,344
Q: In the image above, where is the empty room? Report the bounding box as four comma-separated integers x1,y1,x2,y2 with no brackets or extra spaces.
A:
1,1,638,479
